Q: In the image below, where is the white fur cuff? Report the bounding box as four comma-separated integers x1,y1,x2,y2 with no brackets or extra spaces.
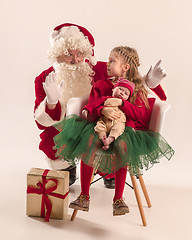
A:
34,98,66,127
45,156,71,170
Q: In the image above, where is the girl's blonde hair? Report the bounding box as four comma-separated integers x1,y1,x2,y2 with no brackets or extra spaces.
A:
112,46,149,109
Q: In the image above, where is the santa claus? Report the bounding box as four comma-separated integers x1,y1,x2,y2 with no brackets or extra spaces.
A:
34,23,167,187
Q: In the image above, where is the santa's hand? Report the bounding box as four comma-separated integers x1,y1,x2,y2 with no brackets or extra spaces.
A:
101,107,121,120
43,72,64,104
82,109,88,119
104,98,123,107
145,60,167,89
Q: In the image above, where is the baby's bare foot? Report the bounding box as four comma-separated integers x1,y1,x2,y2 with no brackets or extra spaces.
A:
102,145,109,150
101,136,115,150
102,136,108,146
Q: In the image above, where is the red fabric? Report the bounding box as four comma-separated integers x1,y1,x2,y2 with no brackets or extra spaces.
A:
27,169,69,222
34,62,108,160
39,127,59,160
88,79,113,103
91,62,167,100
34,66,53,112
53,23,95,47
80,160,127,200
34,61,164,160
34,66,61,159
34,66,62,130
151,85,167,101
86,79,155,131
80,161,93,196
113,167,127,202
84,96,109,115
120,95,156,130
82,78,155,181
86,79,114,121
92,61,108,82
84,95,136,128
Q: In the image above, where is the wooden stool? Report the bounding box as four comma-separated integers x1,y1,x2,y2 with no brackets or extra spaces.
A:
66,96,171,226
71,168,151,226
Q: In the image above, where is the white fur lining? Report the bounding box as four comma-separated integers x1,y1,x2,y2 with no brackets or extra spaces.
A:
44,156,70,170
143,78,159,100
34,97,66,127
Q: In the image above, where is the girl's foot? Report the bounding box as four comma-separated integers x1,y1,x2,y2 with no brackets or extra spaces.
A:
69,195,90,212
113,198,129,216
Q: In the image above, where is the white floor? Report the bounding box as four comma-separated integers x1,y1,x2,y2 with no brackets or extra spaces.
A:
1,168,192,240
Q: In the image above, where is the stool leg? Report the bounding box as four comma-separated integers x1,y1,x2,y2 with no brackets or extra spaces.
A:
138,175,152,208
71,209,78,221
130,174,147,226
91,172,95,183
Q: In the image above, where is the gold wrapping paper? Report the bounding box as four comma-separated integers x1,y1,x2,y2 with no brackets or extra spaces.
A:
26,168,69,220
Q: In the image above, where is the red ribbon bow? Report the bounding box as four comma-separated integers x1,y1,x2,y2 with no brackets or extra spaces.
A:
27,169,69,222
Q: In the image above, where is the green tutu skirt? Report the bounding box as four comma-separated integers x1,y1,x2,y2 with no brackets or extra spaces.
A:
53,115,175,175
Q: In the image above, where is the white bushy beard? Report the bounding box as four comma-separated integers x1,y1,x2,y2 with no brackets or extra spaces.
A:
53,61,93,105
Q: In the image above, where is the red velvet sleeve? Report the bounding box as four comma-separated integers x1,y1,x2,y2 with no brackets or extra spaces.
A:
88,83,103,104
88,80,113,103
34,67,62,130
45,102,62,121
151,85,167,101
87,80,114,119
84,96,108,115
119,95,156,130
119,98,146,121
92,61,108,82
34,73,47,111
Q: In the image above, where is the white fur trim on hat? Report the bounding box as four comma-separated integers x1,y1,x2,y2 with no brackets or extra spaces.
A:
48,26,95,64
88,55,97,66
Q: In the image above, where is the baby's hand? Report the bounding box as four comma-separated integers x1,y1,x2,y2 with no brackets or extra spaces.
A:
104,98,123,107
82,109,88,119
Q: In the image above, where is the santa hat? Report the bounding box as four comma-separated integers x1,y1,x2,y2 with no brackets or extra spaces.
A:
114,77,135,96
49,23,97,65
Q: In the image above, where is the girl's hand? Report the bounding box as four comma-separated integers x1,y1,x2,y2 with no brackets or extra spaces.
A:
82,109,88,119
104,98,123,107
101,107,121,120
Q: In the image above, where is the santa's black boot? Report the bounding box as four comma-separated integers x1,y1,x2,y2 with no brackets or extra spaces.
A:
61,165,77,186
103,177,115,189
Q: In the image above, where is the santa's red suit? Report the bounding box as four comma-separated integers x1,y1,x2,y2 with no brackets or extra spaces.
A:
34,61,108,160
34,62,165,160
85,78,156,130
34,23,167,168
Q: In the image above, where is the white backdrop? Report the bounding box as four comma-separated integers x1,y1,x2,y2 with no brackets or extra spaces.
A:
1,0,192,186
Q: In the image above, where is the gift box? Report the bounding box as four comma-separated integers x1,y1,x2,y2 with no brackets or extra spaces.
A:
26,168,69,221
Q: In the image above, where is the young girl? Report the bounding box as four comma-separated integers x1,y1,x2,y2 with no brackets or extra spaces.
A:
82,77,135,150
53,46,174,216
